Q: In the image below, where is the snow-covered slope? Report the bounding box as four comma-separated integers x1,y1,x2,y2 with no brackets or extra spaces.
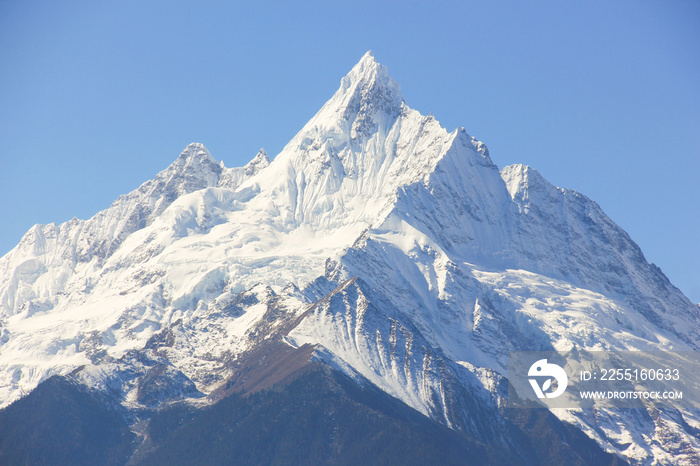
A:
1,51,698,464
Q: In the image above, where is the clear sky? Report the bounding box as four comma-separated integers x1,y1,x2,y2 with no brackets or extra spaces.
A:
1,1,698,303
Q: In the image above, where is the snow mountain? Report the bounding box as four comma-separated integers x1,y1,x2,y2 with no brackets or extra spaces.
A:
0,51,698,464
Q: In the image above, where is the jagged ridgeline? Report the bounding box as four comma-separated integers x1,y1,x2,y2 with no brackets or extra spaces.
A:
0,52,697,464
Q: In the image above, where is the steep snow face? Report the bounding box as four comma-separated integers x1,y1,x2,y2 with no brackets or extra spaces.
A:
244,51,491,236
500,164,699,344
285,128,700,464
1,52,699,464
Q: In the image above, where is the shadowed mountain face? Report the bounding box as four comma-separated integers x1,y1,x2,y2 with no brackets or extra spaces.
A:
0,52,697,464
0,376,135,466
0,362,625,466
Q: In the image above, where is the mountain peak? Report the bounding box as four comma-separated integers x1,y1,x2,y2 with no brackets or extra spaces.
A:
3,53,700,465
244,148,271,176
154,143,223,197
338,51,402,113
500,164,553,202
169,142,221,174
341,50,382,87
178,142,214,162
297,52,403,142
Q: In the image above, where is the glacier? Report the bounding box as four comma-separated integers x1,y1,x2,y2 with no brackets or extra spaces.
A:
1,51,699,464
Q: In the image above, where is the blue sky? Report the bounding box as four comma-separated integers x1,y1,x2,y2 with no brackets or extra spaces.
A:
1,1,698,302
